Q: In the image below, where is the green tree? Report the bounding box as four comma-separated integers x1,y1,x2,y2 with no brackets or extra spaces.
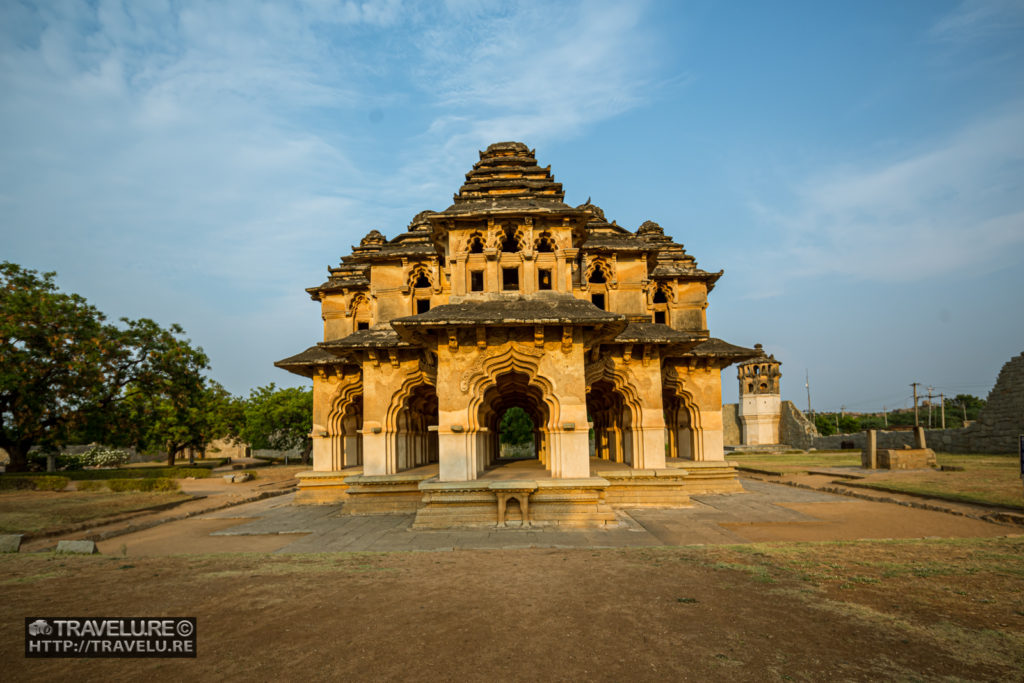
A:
242,384,313,463
499,407,534,445
0,262,215,470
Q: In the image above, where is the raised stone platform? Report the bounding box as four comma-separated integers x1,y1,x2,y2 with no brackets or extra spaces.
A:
294,458,742,527
413,477,619,529
295,467,362,504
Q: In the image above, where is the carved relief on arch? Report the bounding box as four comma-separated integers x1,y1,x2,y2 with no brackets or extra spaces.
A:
585,258,614,285
326,368,364,432
459,342,546,393
384,367,437,432
462,343,560,432
649,281,674,304
491,223,527,252
348,292,371,317
534,230,556,253
584,356,644,418
406,263,434,290
464,231,486,254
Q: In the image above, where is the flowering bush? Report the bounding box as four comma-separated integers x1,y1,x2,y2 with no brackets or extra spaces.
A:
81,446,131,468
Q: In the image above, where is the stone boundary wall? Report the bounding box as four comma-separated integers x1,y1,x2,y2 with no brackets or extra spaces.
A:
779,400,818,449
810,350,1024,454
722,403,740,445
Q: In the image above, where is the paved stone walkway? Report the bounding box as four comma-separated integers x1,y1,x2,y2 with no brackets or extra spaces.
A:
200,480,858,552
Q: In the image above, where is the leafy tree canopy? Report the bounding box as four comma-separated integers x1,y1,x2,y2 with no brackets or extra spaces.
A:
242,383,313,462
0,262,213,470
499,407,534,445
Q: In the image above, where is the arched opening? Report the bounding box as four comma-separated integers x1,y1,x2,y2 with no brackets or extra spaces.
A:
500,225,519,253
477,371,551,473
468,232,485,254
391,383,439,472
652,288,668,304
497,406,536,460
588,265,607,284
413,270,431,288
663,389,699,461
587,379,634,465
535,232,555,253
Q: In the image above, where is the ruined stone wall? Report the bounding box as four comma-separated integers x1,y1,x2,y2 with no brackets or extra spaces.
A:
809,351,1024,453
779,401,817,449
722,403,740,445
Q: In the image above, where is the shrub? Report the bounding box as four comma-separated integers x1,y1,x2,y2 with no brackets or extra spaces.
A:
0,477,38,491
106,478,180,493
75,480,107,492
82,446,131,468
33,476,71,491
0,476,70,491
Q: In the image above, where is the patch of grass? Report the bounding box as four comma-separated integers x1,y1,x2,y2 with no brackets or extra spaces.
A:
0,467,212,481
0,490,190,535
729,451,861,473
855,454,1024,509
106,477,180,492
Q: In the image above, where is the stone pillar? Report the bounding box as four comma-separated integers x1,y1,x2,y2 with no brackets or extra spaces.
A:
311,433,333,471
698,407,726,461
913,426,927,449
862,429,877,469
361,426,388,475
438,428,475,481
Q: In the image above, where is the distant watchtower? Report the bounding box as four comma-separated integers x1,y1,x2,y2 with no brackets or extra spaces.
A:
737,344,781,445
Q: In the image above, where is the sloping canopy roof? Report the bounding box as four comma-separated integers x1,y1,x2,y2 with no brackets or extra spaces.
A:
275,346,351,377
390,295,626,328
319,326,412,351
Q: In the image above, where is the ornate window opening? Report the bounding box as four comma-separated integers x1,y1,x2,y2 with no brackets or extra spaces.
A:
588,265,607,284
652,288,668,304
537,268,552,290
500,225,520,253
502,267,520,291
535,232,555,253
467,232,485,254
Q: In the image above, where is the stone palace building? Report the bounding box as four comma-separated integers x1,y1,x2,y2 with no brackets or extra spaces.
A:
277,142,760,526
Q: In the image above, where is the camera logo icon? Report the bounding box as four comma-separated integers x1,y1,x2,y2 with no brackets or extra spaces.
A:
28,619,52,637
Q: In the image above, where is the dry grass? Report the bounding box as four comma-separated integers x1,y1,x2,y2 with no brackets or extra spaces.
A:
0,489,190,535
859,453,1023,509
730,450,861,473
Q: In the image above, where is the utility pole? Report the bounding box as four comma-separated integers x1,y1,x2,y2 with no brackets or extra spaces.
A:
911,382,920,426
883,405,888,428
940,392,946,429
805,369,812,420
961,400,967,425
927,386,934,428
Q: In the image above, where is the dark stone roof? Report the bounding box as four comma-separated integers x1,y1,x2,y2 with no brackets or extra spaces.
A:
319,326,411,351
686,338,760,359
442,142,579,215
582,235,658,252
391,295,626,328
738,344,779,366
275,346,349,377
612,322,705,344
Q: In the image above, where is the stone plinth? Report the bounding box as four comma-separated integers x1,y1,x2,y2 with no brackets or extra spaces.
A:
595,469,691,508
412,477,618,528
341,472,436,515
666,460,744,494
876,448,937,470
295,468,362,504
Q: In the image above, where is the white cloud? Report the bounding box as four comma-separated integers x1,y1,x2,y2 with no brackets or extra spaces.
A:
748,104,1024,290
930,0,1024,44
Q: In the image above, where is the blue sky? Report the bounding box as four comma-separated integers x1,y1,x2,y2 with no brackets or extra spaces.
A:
2,0,1022,412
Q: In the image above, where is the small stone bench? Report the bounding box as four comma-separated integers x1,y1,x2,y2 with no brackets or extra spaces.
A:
490,481,538,527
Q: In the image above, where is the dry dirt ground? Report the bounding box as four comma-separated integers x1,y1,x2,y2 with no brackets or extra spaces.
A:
3,537,1023,682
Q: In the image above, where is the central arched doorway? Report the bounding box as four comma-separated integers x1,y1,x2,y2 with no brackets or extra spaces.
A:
476,370,552,473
